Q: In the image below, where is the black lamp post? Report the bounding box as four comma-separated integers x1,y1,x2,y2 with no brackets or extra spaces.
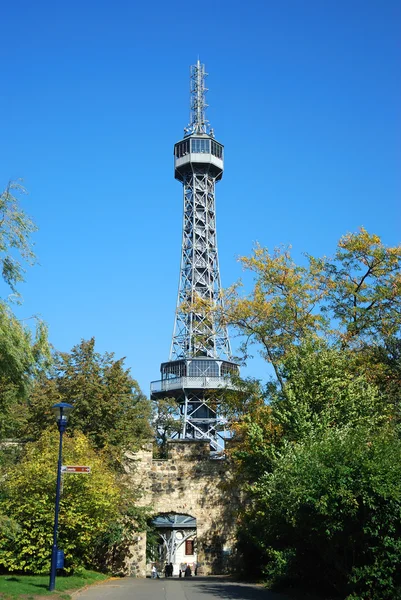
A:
49,402,73,592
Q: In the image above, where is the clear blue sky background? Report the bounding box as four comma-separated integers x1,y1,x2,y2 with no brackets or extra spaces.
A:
1,0,400,393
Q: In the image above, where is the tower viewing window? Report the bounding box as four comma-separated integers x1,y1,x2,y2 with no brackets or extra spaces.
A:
161,361,187,379
191,138,210,153
176,138,222,157
211,141,223,159
188,360,219,377
221,362,239,377
175,139,190,158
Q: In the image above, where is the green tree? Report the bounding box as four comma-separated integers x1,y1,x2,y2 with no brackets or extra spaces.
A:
244,426,401,600
270,340,389,442
0,303,50,438
0,180,50,534
356,336,401,414
221,243,328,389
0,430,145,574
231,341,401,599
152,397,182,457
23,338,152,463
220,378,282,484
0,181,50,441
218,230,401,597
0,180,37,301
215,229,401,392
321,228,401,346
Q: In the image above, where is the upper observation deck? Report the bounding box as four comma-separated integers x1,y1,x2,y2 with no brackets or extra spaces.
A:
174,134,224,182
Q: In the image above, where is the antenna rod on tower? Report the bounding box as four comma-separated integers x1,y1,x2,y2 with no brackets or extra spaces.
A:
195,59,203,130
185,60,212,136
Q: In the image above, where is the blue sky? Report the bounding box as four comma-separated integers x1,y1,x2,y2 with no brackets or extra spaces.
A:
1,0,400,393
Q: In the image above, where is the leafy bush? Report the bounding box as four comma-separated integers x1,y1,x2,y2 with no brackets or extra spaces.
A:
0,430,140,574
242,426,401,599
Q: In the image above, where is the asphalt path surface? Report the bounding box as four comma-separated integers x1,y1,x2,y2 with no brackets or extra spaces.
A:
74,576,292,600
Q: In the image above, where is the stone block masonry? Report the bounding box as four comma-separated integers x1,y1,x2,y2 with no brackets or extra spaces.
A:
125,439,239,577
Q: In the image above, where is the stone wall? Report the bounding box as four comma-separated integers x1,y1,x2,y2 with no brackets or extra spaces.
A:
125,439,239,577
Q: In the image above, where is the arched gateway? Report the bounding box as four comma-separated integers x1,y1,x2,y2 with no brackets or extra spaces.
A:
126,440,238,577
150,514,197,576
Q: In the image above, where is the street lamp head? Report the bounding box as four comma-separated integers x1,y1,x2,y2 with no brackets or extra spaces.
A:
51,402,73,432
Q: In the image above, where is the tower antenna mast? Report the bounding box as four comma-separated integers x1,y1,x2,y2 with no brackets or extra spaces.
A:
185,60,213,137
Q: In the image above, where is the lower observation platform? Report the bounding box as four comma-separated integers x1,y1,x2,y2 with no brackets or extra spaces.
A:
151,357,239,399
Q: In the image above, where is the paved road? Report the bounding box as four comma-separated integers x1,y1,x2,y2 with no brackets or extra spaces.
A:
74,576,291,600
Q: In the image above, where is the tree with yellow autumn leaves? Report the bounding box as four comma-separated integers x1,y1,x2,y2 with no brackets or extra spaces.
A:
0,183,152,576
0,431,148,574
216,229,401,599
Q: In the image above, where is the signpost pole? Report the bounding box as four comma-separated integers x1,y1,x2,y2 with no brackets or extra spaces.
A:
49,425,64,591
48,403,72,592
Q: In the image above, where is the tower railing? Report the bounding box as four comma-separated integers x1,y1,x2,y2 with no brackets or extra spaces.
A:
150,375,233,394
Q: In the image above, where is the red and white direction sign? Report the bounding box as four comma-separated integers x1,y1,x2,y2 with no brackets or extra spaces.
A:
61,465,91,474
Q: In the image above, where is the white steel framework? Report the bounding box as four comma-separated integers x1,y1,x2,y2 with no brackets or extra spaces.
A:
151,61,239,453
170,167,231,361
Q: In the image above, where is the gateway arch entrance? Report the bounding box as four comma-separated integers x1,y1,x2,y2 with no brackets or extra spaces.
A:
150,514,197,576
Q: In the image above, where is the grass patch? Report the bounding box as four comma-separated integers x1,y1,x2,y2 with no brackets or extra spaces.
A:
0,569,108,599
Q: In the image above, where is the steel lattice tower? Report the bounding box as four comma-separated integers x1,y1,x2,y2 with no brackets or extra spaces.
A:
151,60,239,453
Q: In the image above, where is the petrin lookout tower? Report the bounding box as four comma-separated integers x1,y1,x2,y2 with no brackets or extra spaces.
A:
151,61,239,453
